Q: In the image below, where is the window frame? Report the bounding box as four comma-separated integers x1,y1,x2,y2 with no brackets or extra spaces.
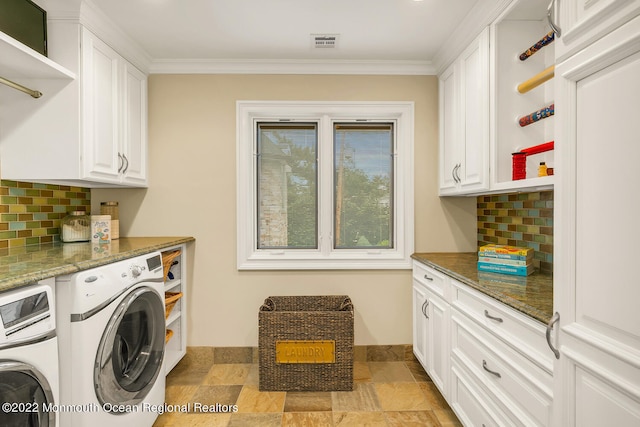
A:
237,101,414,270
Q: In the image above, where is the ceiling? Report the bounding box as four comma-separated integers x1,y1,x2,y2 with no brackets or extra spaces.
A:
87,0,479,63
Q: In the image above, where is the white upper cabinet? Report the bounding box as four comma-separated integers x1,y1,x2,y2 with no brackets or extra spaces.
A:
80,28,148,186
438,28,490,196
0,15,148,188
554,0,640,61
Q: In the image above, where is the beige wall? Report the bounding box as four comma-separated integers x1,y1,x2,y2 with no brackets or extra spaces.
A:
92,74,476,347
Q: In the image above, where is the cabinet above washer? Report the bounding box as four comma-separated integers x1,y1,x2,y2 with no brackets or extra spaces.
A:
0,1,149,188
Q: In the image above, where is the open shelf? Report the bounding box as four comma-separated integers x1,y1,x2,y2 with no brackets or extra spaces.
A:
491,0,556,191
0,30,75,80
162,245,187,375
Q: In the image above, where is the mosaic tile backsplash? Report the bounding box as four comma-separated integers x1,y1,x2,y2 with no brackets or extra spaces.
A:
477,191,553,274
0,180,91,249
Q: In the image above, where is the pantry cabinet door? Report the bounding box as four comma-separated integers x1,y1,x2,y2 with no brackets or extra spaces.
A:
555,0,640,61
553,17,640,427
81,28,121,183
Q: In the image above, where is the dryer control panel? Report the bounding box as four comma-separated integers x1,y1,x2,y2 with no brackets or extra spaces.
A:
0,279,55,344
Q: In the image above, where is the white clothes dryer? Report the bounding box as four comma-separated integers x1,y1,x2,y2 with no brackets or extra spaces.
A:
0,278,59,427
56,252,166,427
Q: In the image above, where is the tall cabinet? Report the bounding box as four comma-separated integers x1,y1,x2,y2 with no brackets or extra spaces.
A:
553,3,640,426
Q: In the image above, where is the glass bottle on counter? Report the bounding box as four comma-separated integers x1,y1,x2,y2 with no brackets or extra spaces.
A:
61,211,91,242
100,201,119,239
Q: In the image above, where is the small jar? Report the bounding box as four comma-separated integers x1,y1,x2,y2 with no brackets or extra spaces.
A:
538,162,548,177
61,211,90,242
100,201,119,239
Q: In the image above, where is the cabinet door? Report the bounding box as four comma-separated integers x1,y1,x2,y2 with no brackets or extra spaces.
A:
439,62,459,194
439,28,490,196
459,27,490,193
81,28,121,183
554,19,640,427
412,281,430,369
121,62,148,186
555,0,640,61
426,289,450,398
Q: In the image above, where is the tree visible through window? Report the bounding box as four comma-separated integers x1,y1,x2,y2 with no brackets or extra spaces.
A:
257,122,393,251
334,123,393,249
257,123,317,249
237,101,414,270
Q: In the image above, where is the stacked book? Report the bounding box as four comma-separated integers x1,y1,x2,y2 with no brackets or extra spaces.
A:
477,244,534,276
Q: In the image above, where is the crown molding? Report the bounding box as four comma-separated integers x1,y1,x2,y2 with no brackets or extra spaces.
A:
433,0,512,75
148,58,436,75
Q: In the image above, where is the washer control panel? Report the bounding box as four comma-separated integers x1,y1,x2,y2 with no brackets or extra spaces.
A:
63,251,164,314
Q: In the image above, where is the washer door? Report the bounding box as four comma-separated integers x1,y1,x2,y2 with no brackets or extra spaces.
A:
0,361,56,426
94,287,165,409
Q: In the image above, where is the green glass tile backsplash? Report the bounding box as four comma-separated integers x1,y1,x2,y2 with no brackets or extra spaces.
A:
0,180,91,249
477,191,553,273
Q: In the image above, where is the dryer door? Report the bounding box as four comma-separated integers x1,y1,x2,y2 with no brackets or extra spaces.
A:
94,286,165,409
0,361,56,426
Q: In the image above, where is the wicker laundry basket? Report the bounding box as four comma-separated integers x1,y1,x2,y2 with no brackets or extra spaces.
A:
258,295,354,391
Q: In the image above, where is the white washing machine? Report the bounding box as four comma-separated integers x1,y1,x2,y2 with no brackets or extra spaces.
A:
0,278,59,427
56,252,166,427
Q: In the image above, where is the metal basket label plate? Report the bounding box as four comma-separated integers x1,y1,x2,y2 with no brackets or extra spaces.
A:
275,340,336,364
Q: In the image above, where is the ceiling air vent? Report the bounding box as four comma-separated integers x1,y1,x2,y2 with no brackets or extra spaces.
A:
311,34,339,49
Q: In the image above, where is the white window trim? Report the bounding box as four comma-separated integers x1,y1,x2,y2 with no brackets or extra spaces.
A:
237,101,414,270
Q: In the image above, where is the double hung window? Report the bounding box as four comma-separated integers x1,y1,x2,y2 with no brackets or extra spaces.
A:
237,101,414,269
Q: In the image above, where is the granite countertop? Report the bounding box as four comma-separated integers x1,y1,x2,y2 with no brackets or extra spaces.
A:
0,237,195,293
412,252,553,325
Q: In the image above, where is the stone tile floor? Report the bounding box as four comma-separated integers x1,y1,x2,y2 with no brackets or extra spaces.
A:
153,355,462,426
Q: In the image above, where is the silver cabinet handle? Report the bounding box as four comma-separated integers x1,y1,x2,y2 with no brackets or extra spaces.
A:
451,165,458,183
547,0,562,37
122,154,129,174
546,311,560,359
484,309,503,323
423,273,434,281
117,153,124,173
482,360,501,378
422,299,429,319
454,163,462,183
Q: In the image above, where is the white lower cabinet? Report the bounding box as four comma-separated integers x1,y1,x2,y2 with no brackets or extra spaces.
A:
451,309,553,426
412,266,450,396
412,260,554,426
450,358,512,427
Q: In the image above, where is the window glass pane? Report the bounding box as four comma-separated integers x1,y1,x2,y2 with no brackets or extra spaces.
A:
334,123,394,249
257,123,318,249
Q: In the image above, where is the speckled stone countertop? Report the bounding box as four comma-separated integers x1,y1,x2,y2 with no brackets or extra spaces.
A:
412,252,553,325
0,237,195,293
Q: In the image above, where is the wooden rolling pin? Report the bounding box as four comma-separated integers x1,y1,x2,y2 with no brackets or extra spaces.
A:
517,65,555,94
